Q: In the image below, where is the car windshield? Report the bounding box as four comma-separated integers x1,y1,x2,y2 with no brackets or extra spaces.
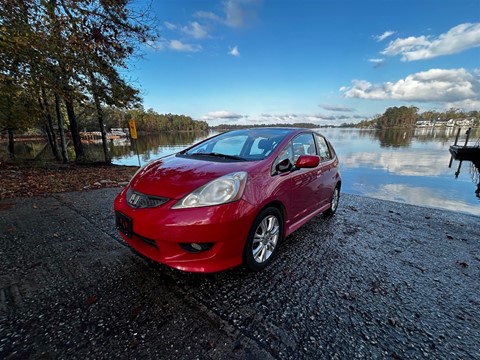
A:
183,128,293,161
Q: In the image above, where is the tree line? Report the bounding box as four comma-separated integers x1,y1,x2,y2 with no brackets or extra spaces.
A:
0,0,156,163
77,106,208,133
355,107,480,129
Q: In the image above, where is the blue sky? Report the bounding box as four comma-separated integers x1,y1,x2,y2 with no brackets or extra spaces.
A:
128,0,480,126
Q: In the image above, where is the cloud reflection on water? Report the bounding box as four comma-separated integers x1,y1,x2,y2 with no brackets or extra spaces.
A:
363,184,480,216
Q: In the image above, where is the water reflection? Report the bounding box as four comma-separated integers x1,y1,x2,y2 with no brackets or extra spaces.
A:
377,128,414,148
109,131,211,166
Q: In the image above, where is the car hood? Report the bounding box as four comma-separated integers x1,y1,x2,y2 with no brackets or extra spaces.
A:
130,154,261,200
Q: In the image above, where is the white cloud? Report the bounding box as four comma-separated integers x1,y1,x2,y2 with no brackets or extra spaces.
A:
194,0,260,28
169,40,202,52
374,31,396,42
181,21,209,39
164,22,177,30
229,46,240,57
382,23,480,61
368,58,386,68
445,98,480,111
341,68,480,103
225,0,255,28
203,111,244,120
321,104,354,112
194,11,222,22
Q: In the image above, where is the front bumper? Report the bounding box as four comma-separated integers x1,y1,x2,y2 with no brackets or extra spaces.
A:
114,188,257,273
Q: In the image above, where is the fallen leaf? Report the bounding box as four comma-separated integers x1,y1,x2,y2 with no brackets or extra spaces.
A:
85,295,98,306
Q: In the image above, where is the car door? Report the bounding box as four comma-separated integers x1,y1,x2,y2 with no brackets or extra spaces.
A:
314,133,337,206
287,133,324,224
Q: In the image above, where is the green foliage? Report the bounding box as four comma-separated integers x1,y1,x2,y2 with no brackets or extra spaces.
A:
375,106,419,128
0,75,42,131
129,110,208,133
130,109,208,132
76,105,208,132
355,118,378,128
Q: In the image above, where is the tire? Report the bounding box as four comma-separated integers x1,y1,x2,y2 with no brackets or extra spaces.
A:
323,184,340,217
243,207,283,272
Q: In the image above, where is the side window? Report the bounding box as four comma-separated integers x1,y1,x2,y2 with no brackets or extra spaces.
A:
292,133,316,162
315,134,332,160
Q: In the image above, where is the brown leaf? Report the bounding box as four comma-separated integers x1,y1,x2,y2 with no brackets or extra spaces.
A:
85,295,98,306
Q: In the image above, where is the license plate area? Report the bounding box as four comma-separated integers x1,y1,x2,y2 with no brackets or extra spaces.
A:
116,211,132,238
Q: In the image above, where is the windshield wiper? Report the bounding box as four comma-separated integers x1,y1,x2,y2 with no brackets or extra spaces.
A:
189,152,245,161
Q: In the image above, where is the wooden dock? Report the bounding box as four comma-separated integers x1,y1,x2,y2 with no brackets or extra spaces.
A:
449,145,480,163
448,127,480,177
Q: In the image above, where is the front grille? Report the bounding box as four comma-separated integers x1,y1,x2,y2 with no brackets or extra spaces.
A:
126,188,169,209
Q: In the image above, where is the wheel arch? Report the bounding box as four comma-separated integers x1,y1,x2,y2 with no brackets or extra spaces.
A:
256,200,287,235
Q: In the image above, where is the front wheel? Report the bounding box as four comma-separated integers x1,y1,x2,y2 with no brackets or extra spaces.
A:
323,185,340,217
243,207,283,272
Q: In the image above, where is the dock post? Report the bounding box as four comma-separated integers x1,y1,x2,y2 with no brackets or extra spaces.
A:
455,160,463,178
463,128,471,147
453,128,461,146
449,128,462,168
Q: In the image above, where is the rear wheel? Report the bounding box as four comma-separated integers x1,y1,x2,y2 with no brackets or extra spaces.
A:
243,207,283,272
324,184,340,217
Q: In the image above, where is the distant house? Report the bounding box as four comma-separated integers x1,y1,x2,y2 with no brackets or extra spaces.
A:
415,118,476,128
433,119,448,127
446,119,456,127
415,120,432,127
455,119,474,127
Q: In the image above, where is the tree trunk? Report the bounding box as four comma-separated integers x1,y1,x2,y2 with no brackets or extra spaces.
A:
44,123,55,158
64,98,85,162
55,93,68,163
7,129,15,160
39,91,61,161
93,91,111,164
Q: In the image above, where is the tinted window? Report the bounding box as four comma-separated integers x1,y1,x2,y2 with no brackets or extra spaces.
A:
315,134,332,160
292,133,316,162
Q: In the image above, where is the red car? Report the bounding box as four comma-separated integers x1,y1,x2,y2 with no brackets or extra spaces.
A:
114,128,341,273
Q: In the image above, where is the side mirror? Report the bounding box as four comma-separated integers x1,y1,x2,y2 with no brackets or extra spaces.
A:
296,155,320,168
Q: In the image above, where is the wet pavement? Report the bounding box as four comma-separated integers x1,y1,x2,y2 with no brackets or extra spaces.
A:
1,188,479,359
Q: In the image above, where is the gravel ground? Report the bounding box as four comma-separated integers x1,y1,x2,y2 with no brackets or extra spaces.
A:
0,189,479,359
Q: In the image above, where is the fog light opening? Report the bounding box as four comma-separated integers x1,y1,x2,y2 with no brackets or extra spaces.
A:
179,242,214,253
191,243,202,251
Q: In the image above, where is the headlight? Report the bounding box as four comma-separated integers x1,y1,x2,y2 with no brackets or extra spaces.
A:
172,171,248,209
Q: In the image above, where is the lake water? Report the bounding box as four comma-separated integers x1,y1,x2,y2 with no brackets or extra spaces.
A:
109,127,480,216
